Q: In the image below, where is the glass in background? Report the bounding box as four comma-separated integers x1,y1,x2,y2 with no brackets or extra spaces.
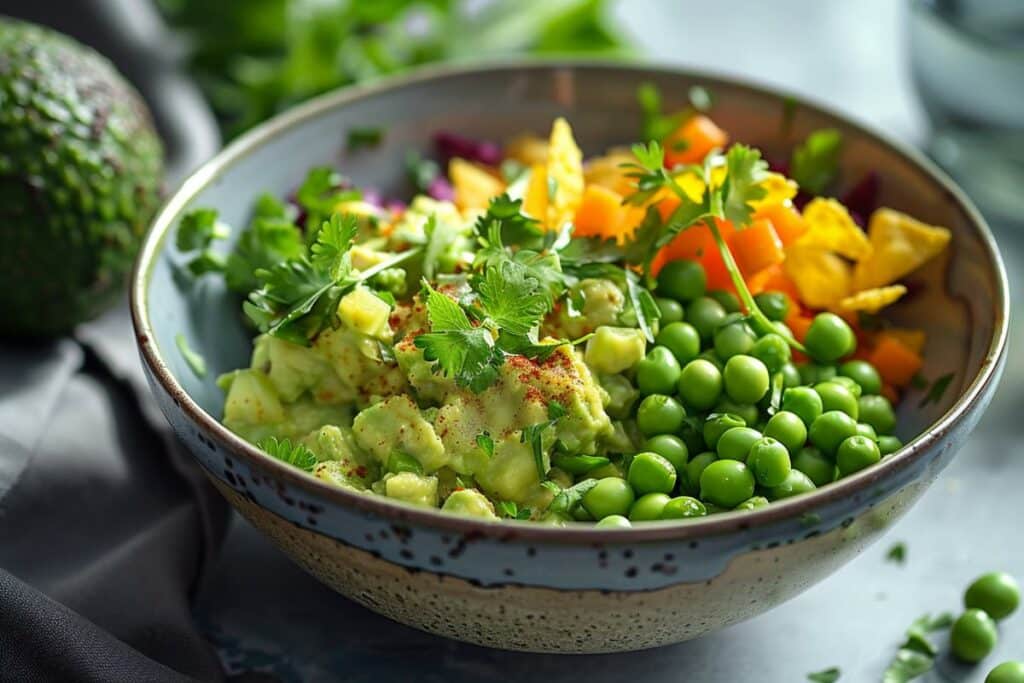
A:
908,0,1024,223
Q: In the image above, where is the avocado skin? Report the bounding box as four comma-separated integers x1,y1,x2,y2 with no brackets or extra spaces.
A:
0,19,164,337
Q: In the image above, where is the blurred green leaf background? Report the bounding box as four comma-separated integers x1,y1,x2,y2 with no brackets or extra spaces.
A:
159,0,630,139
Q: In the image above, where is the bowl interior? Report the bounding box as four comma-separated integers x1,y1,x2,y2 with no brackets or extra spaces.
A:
140,63,1003,454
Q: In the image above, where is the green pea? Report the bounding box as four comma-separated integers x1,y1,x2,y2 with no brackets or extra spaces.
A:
804,312,856,363
814,381,860,419
713,397,760,427
724,354,770,404
855,422,877,440
791,446,837,486
781,362,802,388
714,318,756,359
678,359,723,411
699,459,756,508
734,495,770,511
697,349,725,371
583,478,635,520
782,386,824,427
769,469,817,500
636,346,683,396
965,572,1020,620
686,296,728,340
798,362,838,385
877,435,903,456
684,452,718,496
655,297,685,324
656,322,702,365
627,452,678,495
747,437,792,487
677,416,708,456
629,492,672,521
702,502,726,514
951,609,998,663
836,435,881,476
703,413,747,450
708,289,741,313
773,320,795,340
753,291,790,321
661,496,707,519
388,450,424,475
829,375,863,399
986,662,1024,683
636,394,687,436
858,394,896,435
764,410,808,454
657,259,706,302
809,410,859,455
839,359,882,395
750,333,792,374
716,426,763,462
643,434,689,473
595,514,632,529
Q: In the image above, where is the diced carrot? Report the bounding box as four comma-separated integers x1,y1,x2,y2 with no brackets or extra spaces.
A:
868,336,923,388
729,218,784,276
878,328,927,355
574,185,624,241
651,219,735,291
754,202,807,246
746,263,802,304
664,115,729,167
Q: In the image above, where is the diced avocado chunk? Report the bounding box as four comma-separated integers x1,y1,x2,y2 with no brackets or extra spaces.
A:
314,460,370,491
584,326,646,374
338,286,391,339
441,489,497,519
223,369,285,426
352,395,448,472
384,471,439,507
262,335,331,402
599,373,639,420
474,436,544,503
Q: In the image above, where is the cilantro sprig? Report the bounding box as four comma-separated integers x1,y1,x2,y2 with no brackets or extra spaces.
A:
257,436,318,472
521,401,567,480
791,128,842,196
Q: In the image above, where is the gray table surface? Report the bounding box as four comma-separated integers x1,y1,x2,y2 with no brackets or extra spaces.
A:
193,2,1024,680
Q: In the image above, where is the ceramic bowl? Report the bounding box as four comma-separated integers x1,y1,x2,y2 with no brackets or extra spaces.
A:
131,62,1008,653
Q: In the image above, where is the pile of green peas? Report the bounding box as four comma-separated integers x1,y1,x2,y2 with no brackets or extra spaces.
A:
587,258,905,529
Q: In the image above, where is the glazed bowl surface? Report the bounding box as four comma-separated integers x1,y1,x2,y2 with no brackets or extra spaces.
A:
131,61,1008,653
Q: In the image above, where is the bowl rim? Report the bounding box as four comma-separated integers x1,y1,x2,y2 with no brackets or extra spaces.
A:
131,58,1009,544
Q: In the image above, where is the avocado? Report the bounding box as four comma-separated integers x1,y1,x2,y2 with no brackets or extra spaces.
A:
0,19,164,337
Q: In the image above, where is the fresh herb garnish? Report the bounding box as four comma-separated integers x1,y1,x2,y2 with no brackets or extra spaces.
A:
414,282,499,393
806,667,841,683
497,500,532,520
918,373,954,408
780,95,798,136
521,401,567,481
636,82,713,143
882,612,954,683
346,127,383,152
295,167,361,235
476,431,494,458
886,542,907,565
790,128,842,196
175,208,230,276
551,452,610,475
546,477,600,515
256,436,318,472
174,333,207,378
406,151,441,194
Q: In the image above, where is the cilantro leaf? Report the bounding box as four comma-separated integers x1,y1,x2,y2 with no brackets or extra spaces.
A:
224,209,305,293
477,260,549,335
624,268,661,343
422,214,465,280
918,373,954,408
421,281,473,331
722,144,769,226
406,150,441,194
346,126,383,152
547,478,600,515
520,401,569,481
476,431,494,458
474,193,544,249
311,213,358,279
882,612,955,683
295,166,360,234
791,128,843,196
414,283,499,392
806,667,841,683
243,258,339,345
882,649,933,683
256,436,318,472
497,500,519,518
494,332,568,362
886,542,907,565
175,333,207,378
176,208,227,251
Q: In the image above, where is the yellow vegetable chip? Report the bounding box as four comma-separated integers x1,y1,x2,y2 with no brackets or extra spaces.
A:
449,158,505,211
583,148,636,196
545,117,584,230
751,172,799,210
878,328,927,354
838,285,907,313
783,243,852,309
852,208,952,291
522,162,548,222
504,134,549,166
798,198,872,261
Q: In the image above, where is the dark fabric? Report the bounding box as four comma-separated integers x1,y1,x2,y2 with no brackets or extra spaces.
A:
0,308,230,682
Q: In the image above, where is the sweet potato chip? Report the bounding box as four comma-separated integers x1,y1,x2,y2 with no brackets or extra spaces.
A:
583,147,636,196
545,117,584,230
798,197,873,261
783,242,852,309
838,284,907,313
449,158,505,211
852,208,952,290
504,134,549,166
522,162,548,221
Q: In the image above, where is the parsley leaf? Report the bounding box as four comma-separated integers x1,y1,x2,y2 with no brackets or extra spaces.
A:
722,144,769,226
547,478,601,515
413,283,499,392
520,401,567,481
473,194,544,249
224,195,305,293
791,128,843,196
886,542,907,564
174,333,207,378
806,667,841,683
295,167,360,234
476,260,549,335
918,372,955,408
256,436,318,472
176,208,227,251
310,213,358,279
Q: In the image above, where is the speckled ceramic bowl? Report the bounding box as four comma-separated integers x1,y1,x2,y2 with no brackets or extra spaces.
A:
131,62,1008,653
